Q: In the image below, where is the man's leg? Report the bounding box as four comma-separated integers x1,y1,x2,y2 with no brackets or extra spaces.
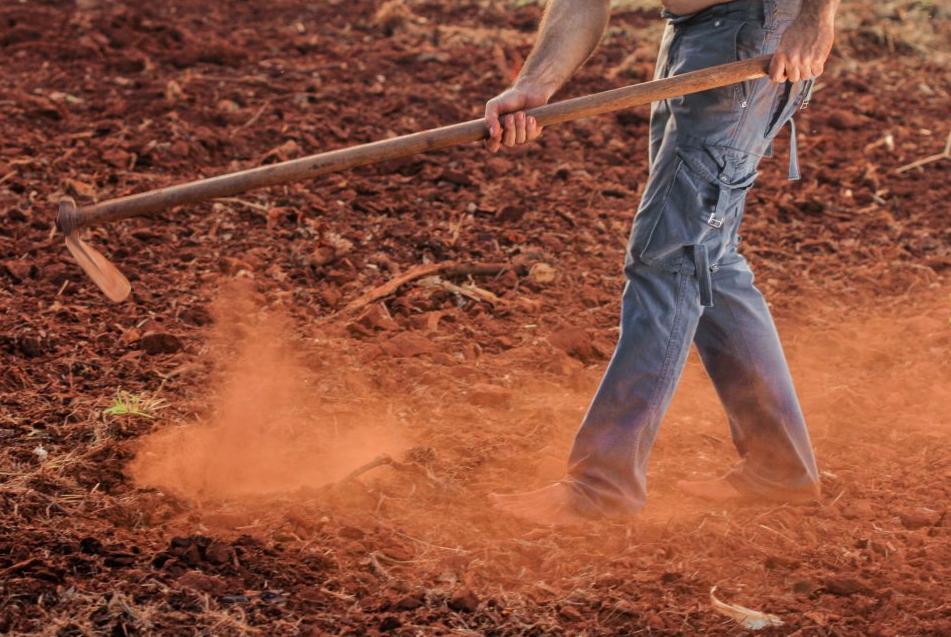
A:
565,257,706,517
491,0,821,523
490,19,693,524
680,253,820,500
490,256,705,522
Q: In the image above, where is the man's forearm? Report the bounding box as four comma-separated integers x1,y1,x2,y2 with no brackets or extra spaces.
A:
514,0,612,98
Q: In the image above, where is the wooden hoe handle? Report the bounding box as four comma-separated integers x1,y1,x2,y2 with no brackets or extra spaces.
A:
56,55,771,302
58,55,771,234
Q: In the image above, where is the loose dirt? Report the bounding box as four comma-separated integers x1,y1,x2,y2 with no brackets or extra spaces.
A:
1,0,949,635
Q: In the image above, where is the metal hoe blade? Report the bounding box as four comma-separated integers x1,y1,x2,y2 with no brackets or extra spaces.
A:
59,198,131,302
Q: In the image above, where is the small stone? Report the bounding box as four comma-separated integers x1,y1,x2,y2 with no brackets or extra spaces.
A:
547,324,600,364
337,526,365,540
297,587,325,603
140,331,183,355
823,576,869,596
841,499,875,520
898,509,940,530
467,383,513,408
79,537,103,554
826,109,865,131
378,616,402,632
263,140,301,163
217,99,240,113
309,245,337,267
528,262,556,285
204,541,233,565
380,332,435,358
437,169,472,187
395,592,425,610
352,304,399,332
792,579,819,595
62,178,97,200
558,605,584,622
764,554,801,570
447,587,479,613
102,148,130,168
495,204,526,222
178,571,229,596
2,260,32,283
165,79,185,101
18,335,43,358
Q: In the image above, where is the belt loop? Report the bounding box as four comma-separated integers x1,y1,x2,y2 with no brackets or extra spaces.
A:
693,244,714,307
787,116,800,180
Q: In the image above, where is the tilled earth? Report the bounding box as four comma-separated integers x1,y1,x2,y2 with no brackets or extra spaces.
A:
1,0,950,635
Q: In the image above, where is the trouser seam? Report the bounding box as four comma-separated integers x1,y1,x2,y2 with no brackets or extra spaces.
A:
634,268,690,465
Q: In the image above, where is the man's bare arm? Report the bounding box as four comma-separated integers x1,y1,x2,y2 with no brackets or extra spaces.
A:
770,0,840,83
485,0,611,153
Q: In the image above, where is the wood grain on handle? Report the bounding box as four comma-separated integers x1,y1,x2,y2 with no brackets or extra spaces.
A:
60,55,771,232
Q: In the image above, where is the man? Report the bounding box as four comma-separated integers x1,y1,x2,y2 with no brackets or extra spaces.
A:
486,0,838,525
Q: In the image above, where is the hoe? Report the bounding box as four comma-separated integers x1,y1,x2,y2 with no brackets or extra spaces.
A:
57,55,773,302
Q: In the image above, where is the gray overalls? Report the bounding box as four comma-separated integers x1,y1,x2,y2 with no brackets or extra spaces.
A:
566,0,820,517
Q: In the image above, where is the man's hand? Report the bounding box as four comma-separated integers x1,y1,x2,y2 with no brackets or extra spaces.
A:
484,83,550,153
482,0,611,152
769,0,837,83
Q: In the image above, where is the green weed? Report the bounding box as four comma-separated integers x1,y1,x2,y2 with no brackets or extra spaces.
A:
103,390,167,419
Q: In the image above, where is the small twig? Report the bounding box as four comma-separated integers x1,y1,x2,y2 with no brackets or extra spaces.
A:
318,586,355,601
342,263,446,315
233,101,270,135
757,524,795,544
367,552,393,581
18,238,58,256
554,208,577,227
419,276,501,305
0,557,36,578
895,131,951,173
327,454,442,491
335,454,395,485
393,530,464,554
341,261,519,315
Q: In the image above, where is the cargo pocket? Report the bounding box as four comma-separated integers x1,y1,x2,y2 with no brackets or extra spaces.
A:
636,146,758,273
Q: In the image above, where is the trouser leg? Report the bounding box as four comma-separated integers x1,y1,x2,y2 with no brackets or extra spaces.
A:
564,0,820,517
567,258,703,517
693,254,820,495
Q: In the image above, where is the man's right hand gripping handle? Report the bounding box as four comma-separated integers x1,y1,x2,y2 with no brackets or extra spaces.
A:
484,84,549,153
483,0,611,153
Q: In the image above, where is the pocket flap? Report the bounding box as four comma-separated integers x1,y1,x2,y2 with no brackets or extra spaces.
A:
676,146,758,191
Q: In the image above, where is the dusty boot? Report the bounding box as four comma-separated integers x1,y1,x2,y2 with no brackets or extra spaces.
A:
488,482,591,527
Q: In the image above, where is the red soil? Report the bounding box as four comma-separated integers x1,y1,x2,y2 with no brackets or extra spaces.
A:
1,0,949,635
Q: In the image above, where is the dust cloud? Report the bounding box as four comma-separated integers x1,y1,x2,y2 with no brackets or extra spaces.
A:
128,283,407,501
